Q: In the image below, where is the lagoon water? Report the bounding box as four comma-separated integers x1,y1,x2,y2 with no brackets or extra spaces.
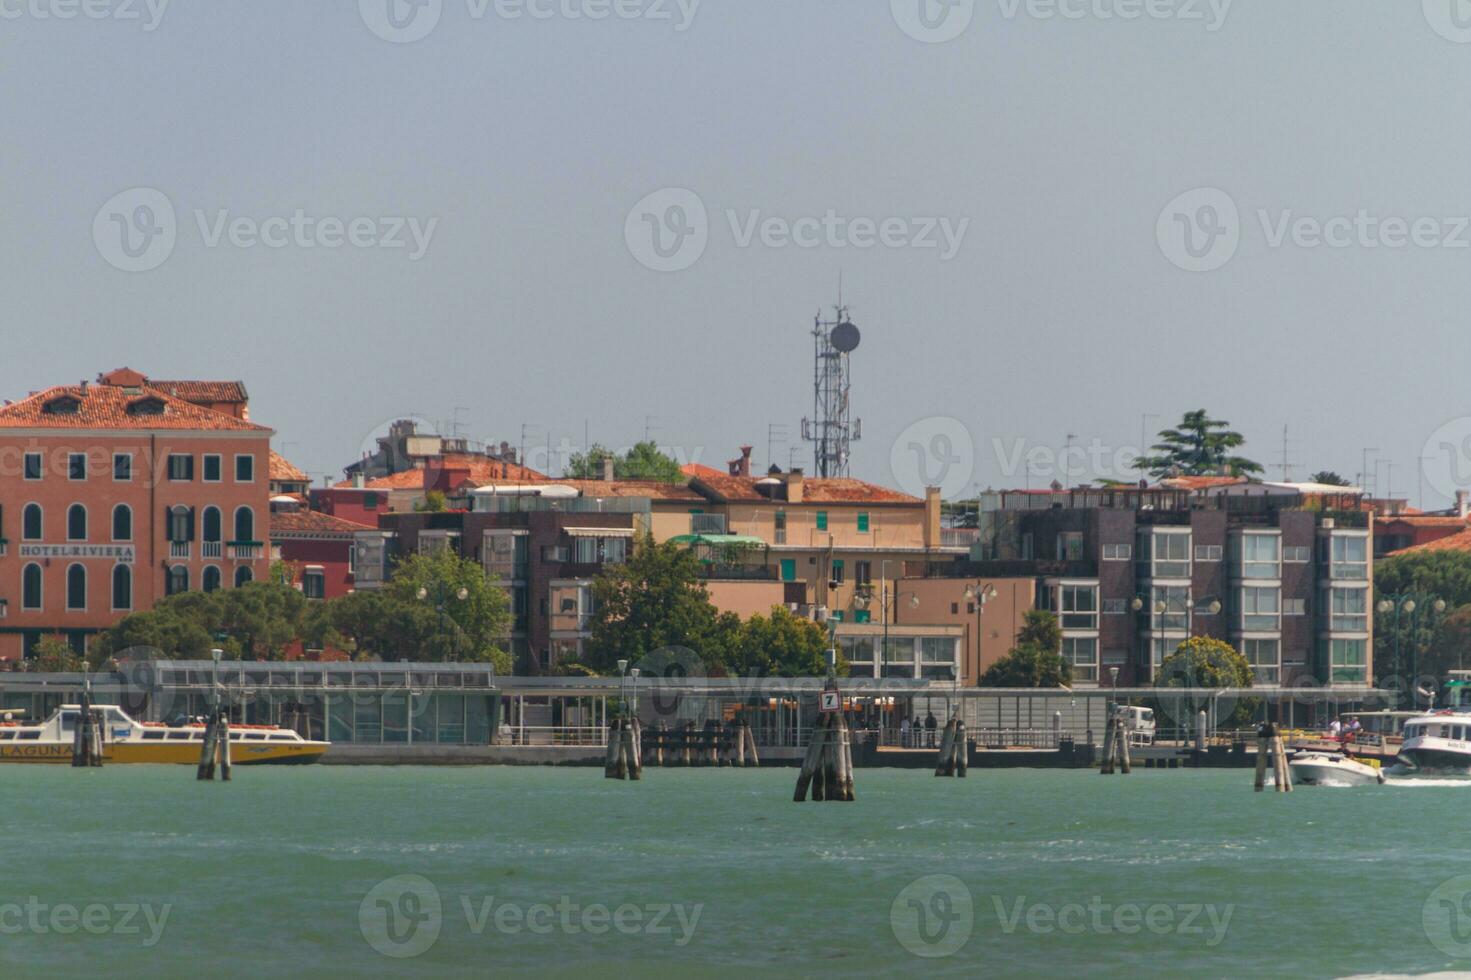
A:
4,764,1470,978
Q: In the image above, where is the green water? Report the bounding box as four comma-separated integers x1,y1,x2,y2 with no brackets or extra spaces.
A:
4,765,1470,978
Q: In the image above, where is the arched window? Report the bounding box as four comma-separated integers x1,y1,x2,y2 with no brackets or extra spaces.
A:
203,566,222,593
67,504,87,542
112,565,132,611
234,566,253,588
22,564,42,610
166,565,189,597
202,506,222,542
112,504,132,542
233,507,255,543
66,565,86,610
22,504,42,541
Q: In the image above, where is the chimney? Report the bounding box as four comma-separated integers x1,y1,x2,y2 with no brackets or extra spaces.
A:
353,473,365,489
601,456,616,482
924,486,941,549
785,468,804,504
1459,490,1470,520
729,445,753,477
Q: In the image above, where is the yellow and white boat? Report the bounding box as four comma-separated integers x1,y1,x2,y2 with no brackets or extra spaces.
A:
0,703,329,765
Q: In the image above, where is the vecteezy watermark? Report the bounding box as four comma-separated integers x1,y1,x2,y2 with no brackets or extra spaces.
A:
1158,187,1471,273
891,875,974,958
0,0,169,30
359,0,700,43
1424,875,1471,958
1423,0,1471,44
891,417,975,500
1422,416,1471,504
625,187,969,273
359,875,703,958
0,898,171,947
891,0,1230,42
991,896,1233,946
93,187,438,272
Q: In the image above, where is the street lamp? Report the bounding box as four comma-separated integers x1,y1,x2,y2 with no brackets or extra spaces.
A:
964,582,999,687
1378,593,1448,706
417,583,471,660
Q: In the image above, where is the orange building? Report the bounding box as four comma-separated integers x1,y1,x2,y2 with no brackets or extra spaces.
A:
0,370,273,661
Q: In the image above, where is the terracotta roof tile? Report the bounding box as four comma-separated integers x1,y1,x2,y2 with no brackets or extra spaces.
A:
681,462,728,479
550,479,705,502
270,451,308,483
0,384,269,432
692,473,922,505
334,454,548,490
1376,515,1471,529
270,509,375,536
149,380,249,404
1393,529,1471,554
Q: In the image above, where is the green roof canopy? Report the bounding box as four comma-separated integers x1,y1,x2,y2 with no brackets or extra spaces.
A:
668,534,768,548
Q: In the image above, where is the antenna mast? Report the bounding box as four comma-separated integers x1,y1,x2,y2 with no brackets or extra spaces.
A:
800,296,862,478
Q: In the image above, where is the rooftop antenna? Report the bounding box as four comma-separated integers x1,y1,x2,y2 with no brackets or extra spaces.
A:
800,289,862,478
1063,433,1076,488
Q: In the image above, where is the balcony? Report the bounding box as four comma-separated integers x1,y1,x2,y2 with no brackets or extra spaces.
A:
201,541,223,559
940,528,979,548
228,541,264,560
696,564,777,581
168,541,191,560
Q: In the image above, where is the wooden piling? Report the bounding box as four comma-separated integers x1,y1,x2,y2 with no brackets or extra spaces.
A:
838,713,855,801
744,721,760,768
934,718,957,777
217,713,232,781
652,722,665,768
734,720,746,767
197,715,218,781
1272,734,1291,793
604,718,622,779
622,723,639,781
1116,719,1131,775
794,716,824,802
955,721,968,778
1254,729,1268,791
1100,717,1116,775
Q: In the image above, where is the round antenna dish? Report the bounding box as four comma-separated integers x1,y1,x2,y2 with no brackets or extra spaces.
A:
829,320,860,353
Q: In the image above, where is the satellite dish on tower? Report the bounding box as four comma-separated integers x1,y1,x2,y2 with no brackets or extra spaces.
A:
829,320,860,353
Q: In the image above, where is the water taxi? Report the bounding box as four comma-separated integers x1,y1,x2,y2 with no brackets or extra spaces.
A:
1396,675,1471,774
0,703,329,765
1287,750,1385,786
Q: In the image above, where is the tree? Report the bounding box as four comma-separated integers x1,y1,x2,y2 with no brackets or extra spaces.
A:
415,490,448,513
584,535,735,672
1133,410,1263,479
381,550,513,671
978,644,1071,688
1016,610,1062,654
1152,636,1256,726
27,635,86,673
1373,551,1471,690
1311,471,1350,486
566,441,684,483
731,606,843,677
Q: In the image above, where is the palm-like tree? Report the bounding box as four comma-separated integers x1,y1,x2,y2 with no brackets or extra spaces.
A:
1133,409,1263,479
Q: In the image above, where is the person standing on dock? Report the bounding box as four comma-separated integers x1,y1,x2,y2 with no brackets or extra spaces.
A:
925,712,937,748
900,716,912,747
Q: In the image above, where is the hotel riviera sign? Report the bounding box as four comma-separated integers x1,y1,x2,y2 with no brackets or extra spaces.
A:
19,544,135,563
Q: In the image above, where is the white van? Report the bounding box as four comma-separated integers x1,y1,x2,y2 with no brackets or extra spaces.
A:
1112,705,1156,742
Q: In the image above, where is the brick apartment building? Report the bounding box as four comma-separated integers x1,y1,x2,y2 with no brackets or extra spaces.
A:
971,482,1375,688
0,369,273,660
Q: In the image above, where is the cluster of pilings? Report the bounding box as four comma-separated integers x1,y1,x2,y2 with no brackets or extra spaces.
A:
605,717,643,780
196,708,232,781
643,720,761,768
71,689,104,768
1254,722,1291,793
794,711,855,802
1099,717,1132,775
934,715,968,777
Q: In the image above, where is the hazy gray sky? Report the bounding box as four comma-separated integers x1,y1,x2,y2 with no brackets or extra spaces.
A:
5,2,1470,506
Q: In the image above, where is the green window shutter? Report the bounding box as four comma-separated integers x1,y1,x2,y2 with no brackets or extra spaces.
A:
830,610,844,622
854,610,871,624
780,559,796,582
858,512,870,533
816,511,828,531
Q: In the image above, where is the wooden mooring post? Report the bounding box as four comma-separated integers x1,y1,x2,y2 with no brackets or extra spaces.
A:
71,683,104,768
934,715,968,777
1099,717,1131,775
196,650,233,781
1254,722,1292,792
794,704,854,802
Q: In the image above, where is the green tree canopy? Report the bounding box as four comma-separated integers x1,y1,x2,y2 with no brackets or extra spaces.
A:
1310,471,1351,486
729,606,836,677
1133,410,1263,479
979,612,1070,687
567,441,685,483
584,535,733,672
1152,636,1256,726
27,635,86,673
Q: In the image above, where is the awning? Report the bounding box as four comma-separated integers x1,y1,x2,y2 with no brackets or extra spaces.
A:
563,527,636,538
667,534,768,547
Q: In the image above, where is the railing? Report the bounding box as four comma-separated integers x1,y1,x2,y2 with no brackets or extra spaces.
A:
502,725,607,746
697,565,776,581
168,542,190,560
940,528,979,548
227,542,263,560
691,514,727,535
201,541,223,559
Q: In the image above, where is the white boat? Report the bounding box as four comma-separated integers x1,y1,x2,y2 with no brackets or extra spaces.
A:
1288,750,1385,786
1396,677,1471,775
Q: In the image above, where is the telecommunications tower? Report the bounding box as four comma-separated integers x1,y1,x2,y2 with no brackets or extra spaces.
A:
801,301,862,478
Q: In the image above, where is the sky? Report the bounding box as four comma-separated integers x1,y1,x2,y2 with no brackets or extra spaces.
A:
4,1,1470,507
